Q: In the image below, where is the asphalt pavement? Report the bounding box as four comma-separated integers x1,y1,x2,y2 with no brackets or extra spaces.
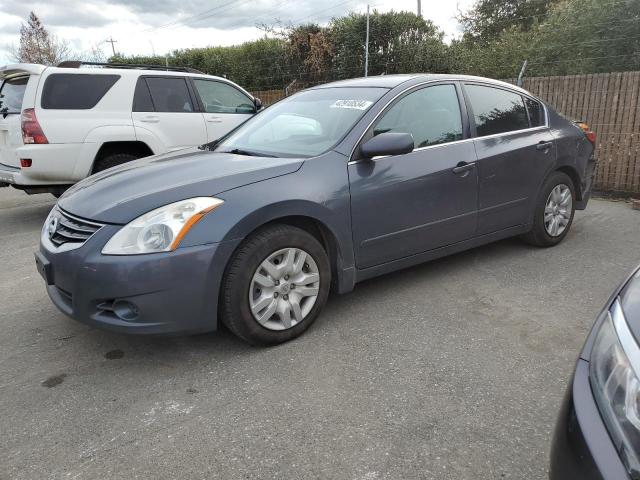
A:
1,186,639,479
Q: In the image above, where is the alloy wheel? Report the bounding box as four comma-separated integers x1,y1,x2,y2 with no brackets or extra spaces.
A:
544,184,572,237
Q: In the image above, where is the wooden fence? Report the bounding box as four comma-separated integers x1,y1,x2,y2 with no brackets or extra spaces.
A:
252,71,640,194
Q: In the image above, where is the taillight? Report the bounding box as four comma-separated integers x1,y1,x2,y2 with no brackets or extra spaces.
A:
577,122,596,146
21,108,48,144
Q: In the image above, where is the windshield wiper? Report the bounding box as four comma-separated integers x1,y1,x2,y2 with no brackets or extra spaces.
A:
222,148,277,158
198,138,222,151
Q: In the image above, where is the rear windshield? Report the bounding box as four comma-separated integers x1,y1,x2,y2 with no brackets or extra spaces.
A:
0,76,28,114
41,74,120,109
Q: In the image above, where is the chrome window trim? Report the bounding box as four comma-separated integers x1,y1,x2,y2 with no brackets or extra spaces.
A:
472,125,549,142
349,79,549,162
348,138,475,165
611,297,640,381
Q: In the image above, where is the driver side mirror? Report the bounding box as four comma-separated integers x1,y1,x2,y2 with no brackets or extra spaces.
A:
360,132,414,159
254,97,263,111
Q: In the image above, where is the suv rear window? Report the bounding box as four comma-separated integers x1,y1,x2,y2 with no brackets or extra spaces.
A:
41,74,120,110
465,84,529,137
0,76,28,114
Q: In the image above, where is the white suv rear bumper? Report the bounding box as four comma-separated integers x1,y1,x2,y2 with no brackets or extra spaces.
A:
1,143,91,186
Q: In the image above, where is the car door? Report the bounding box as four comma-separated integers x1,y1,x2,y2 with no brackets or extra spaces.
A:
463,83,556,235
348,83,479,269
191,78,255,142
131,76,207,151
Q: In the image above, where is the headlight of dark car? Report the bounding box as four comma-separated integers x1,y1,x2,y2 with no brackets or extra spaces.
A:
590,298,640,478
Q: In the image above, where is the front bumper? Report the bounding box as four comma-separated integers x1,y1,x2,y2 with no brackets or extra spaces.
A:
37,224,239,335
550,359,630,480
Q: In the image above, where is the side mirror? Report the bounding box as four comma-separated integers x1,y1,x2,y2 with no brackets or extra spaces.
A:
360,132,414,159
254,97,263,111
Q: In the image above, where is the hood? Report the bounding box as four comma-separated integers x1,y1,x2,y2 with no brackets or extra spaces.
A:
58,148,303,224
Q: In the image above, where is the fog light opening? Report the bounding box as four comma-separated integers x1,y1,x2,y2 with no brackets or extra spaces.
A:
20,158,32,168
112,300,140,321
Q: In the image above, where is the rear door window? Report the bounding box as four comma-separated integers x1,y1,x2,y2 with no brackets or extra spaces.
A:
465,84,529,137
374,84,463,148
525,97,545,127
144,77,194,113
193,79,255,114
41,74,120,109
132,77,154,112
0,76,29,114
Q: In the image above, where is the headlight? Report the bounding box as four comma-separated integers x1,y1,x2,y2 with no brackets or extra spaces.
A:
102,197,223,255
590,298,640,477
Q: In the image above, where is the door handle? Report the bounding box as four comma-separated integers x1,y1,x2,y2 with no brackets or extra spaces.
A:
452,162,476,175
206,116,222,123
140,115,159,123
536,141,553,151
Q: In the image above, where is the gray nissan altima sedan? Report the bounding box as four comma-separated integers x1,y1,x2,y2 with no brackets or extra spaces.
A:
35,74,596,345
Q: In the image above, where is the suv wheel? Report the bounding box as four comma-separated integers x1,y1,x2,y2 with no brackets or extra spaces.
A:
220,224,331,345
522,171,576,247
93,153,139,173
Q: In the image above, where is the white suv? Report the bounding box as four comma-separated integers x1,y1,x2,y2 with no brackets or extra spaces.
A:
0,62,260,196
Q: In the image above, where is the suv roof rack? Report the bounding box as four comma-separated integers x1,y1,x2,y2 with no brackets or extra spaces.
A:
56,61,205,75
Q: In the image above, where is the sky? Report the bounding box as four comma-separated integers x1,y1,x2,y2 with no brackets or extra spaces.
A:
0,0,475,64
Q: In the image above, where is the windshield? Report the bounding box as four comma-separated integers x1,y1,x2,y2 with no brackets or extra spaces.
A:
215,87,387,158
0,76,28,114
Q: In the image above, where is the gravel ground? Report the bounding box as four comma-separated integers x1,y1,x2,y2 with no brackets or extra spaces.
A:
0,186,638,480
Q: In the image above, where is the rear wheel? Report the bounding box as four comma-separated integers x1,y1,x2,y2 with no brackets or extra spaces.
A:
220,224,331,345
93,153,139,173
522,171,576,247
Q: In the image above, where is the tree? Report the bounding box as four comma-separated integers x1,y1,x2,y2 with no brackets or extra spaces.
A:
12,12,71,65
458,0,555,43
526,0,640,75
454,0,640,78
330,11,450,79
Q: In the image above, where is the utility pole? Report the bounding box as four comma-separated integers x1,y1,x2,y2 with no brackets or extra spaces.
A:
517,59,528,87
106,37,117,56
417,0,421,17
364,4,370,77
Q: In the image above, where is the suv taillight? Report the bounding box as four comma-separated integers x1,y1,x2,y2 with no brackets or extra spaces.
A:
21,108,48,144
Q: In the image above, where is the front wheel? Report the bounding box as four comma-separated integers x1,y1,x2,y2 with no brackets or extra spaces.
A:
220,224,331,345
522,171,576,247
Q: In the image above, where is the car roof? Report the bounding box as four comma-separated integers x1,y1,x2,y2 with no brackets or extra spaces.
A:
313,73,531,96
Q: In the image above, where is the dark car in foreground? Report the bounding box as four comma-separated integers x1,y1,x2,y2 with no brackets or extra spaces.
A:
35,74,596,344
551,265,640,480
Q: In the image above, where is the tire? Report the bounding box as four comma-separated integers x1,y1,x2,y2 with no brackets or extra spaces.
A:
93,153,138,173
522,171,576,247
220,224,331,346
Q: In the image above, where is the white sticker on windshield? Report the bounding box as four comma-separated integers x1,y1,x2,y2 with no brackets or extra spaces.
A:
330,100,373,110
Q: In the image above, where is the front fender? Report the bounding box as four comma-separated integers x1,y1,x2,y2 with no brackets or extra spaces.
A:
180,154,356,290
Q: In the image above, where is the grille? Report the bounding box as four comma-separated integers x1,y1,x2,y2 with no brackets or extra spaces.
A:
49,209,103,248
